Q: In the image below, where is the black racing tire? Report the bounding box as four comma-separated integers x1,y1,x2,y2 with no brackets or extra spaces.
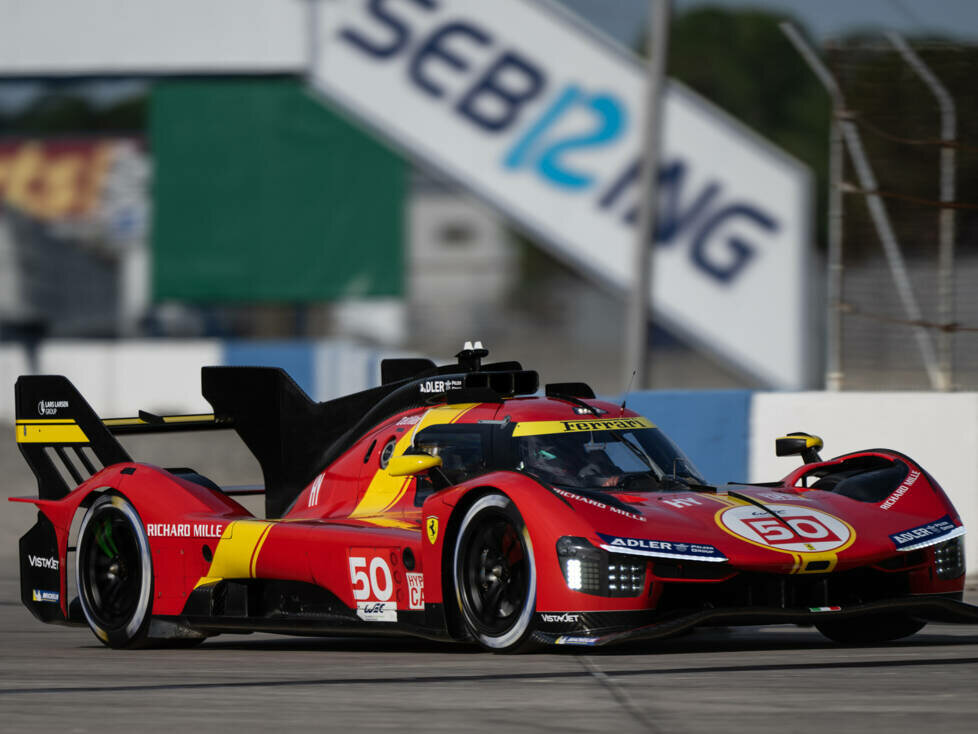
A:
76,493,154,649
453,492,537,653
815,613,926,644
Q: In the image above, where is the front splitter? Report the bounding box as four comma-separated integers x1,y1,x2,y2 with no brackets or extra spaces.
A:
536,595,978,647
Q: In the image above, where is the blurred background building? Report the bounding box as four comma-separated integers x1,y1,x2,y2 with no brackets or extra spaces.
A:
1,0,977,396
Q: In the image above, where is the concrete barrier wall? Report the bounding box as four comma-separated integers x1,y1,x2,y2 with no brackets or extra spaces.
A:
0,346,29,420
0,339,413,420
34,340,222,417
623,390,751,486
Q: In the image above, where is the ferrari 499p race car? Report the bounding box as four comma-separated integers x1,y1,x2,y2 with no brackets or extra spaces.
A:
11,344,977,651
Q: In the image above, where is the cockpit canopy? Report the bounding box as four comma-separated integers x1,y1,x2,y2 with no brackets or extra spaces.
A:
412,418,705,491
515,426,705,489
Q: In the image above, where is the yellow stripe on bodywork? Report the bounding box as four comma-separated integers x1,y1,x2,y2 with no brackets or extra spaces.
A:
103,413,216,427
792,551,841,574
353,516,420,530
15,419,89,444
350,404,478,517
513,416,654,437
194,519,274,589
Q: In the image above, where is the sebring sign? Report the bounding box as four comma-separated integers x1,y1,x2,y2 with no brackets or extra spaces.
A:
313,0,812,388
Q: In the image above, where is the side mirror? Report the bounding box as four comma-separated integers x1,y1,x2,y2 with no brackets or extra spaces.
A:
387,454,443,477
775,432,823,465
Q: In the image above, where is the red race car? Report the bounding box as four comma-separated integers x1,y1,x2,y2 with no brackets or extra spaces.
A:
12,344,977,651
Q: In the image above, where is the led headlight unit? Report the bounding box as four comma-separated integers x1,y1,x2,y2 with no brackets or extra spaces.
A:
556,536,646,597
934,536,965,579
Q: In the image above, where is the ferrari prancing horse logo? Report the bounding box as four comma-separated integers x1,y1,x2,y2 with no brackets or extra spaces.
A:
426,516,439,544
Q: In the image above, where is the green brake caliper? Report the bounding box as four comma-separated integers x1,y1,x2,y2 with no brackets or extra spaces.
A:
95,518,119,559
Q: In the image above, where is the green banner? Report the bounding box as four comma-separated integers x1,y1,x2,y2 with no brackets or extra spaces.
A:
151,79,404,302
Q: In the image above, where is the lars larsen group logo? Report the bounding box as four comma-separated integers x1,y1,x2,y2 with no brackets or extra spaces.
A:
38,400,69,416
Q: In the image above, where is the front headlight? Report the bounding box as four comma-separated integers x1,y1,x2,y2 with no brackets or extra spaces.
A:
934,536,965,579
557,537,602,593
556,536,646,596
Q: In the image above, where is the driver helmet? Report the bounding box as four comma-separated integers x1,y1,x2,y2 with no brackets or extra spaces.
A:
521,435,582,477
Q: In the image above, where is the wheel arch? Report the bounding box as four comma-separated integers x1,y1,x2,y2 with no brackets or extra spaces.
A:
439,485,505,641
437,478,586,641
75,490,156,647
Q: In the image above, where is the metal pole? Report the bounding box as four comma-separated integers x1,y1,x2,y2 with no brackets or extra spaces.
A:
624,0,671,391
781,23,943,390
305,0,322,85
887,32,956,391
778,23,846,391
825,117,845,391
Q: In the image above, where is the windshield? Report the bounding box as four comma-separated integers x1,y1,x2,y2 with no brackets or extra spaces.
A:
514,427,705,490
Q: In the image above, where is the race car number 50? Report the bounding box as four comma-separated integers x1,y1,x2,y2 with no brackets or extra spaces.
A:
719,504,854,553
349,549,397,622
349,555,393,601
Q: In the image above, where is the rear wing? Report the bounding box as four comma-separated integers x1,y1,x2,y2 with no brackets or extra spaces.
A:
104,412,230,434
14,369,386,519
14,375,234,503
13,369,384,518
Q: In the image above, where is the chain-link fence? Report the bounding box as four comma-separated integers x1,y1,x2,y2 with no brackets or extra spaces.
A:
825,39,978,389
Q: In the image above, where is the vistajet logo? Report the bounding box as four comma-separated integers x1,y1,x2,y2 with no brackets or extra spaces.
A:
28,554,59,570
541,612,580,623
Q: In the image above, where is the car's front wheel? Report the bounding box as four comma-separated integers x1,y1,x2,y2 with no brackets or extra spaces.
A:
453,492,537,652
76,493,154,648
815,613,925,644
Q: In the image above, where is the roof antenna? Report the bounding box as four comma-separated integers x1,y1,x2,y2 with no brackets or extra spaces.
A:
620,369,636,414
456,340,489,371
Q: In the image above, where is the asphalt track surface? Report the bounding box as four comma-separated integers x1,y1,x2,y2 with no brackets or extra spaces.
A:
2,578,977,734
3,432,978,732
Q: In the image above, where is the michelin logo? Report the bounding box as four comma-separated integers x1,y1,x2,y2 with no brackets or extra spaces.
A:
555,636,598,646
32,589,60,603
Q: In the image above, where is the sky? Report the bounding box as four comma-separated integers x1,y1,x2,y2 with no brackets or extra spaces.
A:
557,0,978,47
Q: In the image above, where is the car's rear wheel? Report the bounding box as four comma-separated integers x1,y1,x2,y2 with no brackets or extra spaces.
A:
76,494,154,648
815,613,925,644
453,493,537,652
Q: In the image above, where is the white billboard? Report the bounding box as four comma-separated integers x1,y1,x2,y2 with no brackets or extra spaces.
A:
313,0,813,388
0,0,305,75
